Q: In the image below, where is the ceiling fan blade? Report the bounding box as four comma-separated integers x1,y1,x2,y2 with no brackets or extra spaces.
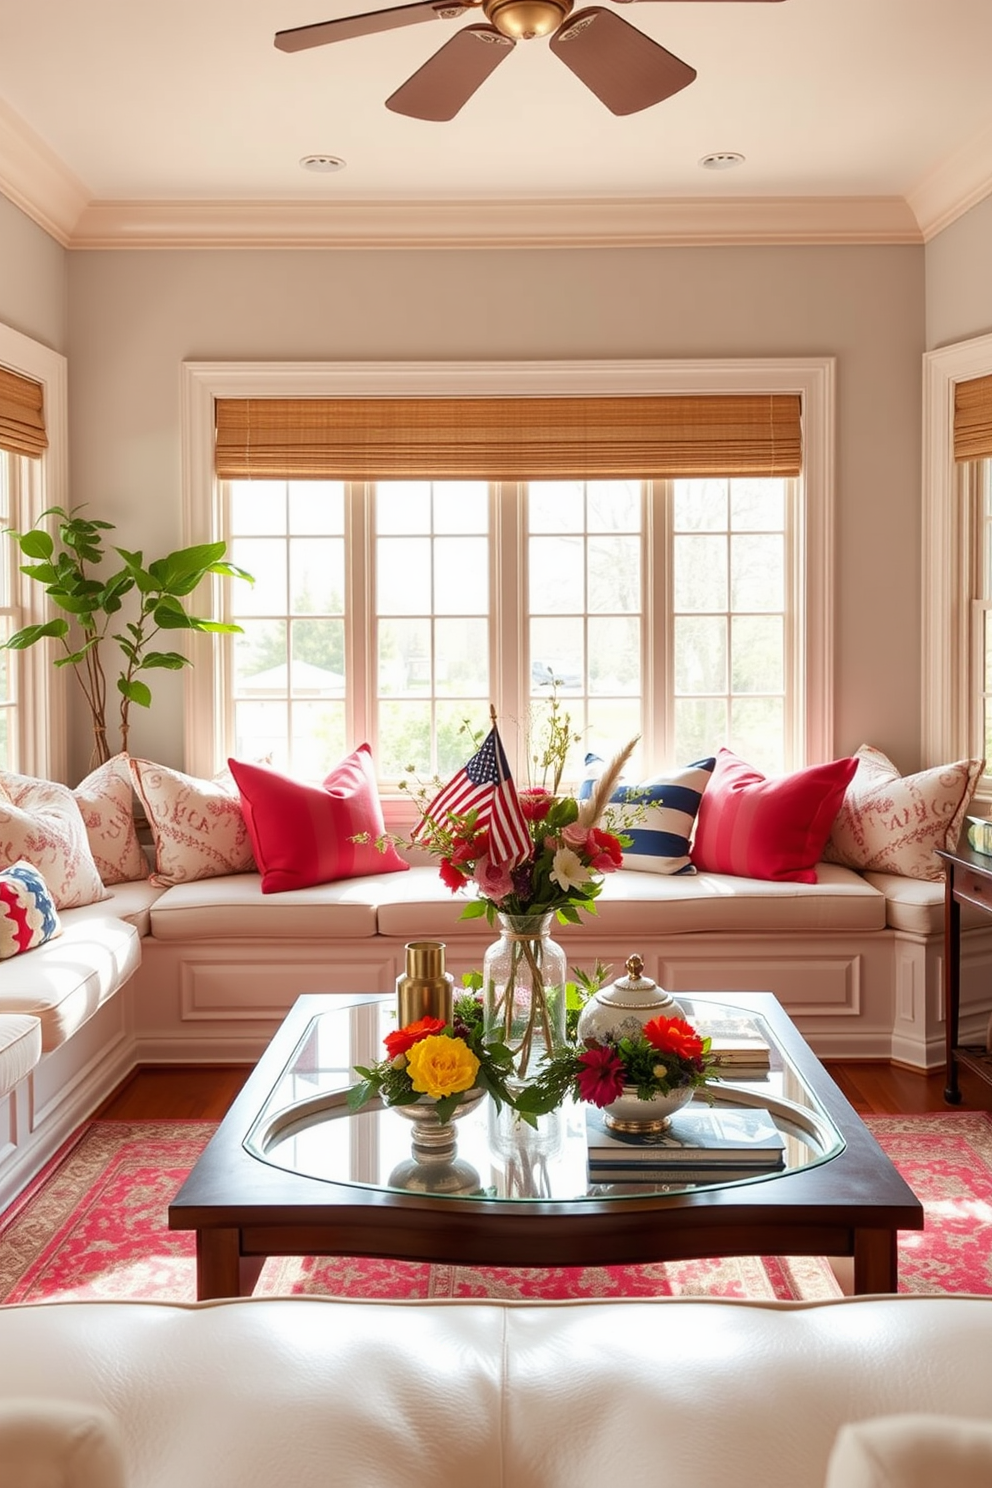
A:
385,24,514,120
550,6,695,114
612,1,786,5
274,1,472,52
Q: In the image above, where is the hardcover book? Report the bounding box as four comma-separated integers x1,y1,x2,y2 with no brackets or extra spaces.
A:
585,1103,786,1172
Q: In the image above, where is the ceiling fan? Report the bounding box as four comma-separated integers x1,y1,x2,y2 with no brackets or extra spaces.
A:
275,0,786,122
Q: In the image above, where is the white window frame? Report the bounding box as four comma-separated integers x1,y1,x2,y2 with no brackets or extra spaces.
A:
0,321,68,782
181,358,835,785
922,330,992,799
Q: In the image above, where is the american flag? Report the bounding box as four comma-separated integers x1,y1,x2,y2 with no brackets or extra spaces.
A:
414,725,532,868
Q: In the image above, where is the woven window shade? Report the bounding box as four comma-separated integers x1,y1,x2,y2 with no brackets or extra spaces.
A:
215,394,802,481
954,374,992,462
0,367,47,459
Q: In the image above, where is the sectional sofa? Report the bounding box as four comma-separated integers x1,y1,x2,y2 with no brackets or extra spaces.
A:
0,747,989,1210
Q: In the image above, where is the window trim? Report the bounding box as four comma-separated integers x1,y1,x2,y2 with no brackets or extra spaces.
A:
181,358,835,781
0,321,68,782
923,330,992,786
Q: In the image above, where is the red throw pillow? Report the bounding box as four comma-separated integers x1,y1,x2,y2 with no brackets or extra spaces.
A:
227,746,408,894
690,748,858,884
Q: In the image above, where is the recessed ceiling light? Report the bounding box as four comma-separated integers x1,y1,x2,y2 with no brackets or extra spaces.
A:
300,154,346,173
699,152,745,171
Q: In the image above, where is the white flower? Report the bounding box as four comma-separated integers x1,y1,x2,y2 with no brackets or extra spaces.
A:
550,846,586,893
653,1063,668,1080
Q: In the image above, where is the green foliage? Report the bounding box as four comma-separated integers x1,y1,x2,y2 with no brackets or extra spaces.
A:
3,505,253,764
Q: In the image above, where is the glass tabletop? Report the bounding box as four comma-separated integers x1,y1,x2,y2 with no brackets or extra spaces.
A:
243,996,845,1203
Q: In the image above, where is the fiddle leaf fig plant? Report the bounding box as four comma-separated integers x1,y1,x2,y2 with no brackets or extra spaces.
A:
3,505,253,766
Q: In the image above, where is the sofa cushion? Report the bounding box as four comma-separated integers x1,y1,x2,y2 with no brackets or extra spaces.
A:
691,749,858,884
0,861,60,959
824,1413,992,1488
373,862,887,939
0,1399,125,1488
227,746,408,894
73,753,148,885
0,1013,42,1097
130,758,256,887
149,873,379,941
0,912,141,1051
0,771,108,909
824,745,984,882
578,755,715,875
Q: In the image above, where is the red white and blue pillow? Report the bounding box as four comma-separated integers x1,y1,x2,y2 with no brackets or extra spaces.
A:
0,860,61,960
578,756,716,875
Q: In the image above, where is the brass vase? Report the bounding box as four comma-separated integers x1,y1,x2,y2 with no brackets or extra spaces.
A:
396,940,454,1026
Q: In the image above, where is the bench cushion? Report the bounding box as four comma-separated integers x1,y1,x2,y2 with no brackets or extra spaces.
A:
374,863,887,939
0,1013,42,1097
0,914,141,1051
149,873,380,941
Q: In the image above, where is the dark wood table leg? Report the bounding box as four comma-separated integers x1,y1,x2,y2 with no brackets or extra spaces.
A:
944,868,962,1104
853,1228,898,1294
195,1228,263,1300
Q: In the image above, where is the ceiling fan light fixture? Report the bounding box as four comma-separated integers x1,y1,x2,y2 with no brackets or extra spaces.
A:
483,0,571,41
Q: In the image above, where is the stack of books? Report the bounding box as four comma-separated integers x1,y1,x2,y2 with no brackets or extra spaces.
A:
585,1103,786,1184
694,1010,772,1080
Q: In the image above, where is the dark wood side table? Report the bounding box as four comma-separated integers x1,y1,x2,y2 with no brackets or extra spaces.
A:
937,842,992,1103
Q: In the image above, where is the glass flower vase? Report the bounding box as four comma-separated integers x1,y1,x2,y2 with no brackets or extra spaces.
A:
483,912,567,1084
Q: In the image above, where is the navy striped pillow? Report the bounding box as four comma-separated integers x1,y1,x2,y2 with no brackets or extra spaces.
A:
579,756,716,874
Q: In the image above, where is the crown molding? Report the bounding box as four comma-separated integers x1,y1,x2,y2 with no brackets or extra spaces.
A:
0,98,89,247
65,193,922,249
908,119,992,242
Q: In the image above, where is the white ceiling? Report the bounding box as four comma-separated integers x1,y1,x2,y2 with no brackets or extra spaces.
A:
1,0,991,248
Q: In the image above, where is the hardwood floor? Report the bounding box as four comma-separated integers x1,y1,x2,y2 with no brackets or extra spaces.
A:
93,1059,992,1122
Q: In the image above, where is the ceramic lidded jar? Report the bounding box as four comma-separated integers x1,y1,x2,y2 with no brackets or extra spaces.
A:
575,954,685,1045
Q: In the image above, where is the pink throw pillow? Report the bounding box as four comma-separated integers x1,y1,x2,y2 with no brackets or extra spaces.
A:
823,745,984,881
73,754,148,885
129,758,256,887
228,745,409,894
690,747,858,883
0,771,108,908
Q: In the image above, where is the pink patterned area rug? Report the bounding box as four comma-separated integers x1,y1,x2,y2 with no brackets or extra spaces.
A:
1,1112,990,1305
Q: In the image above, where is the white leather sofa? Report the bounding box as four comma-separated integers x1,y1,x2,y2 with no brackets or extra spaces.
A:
1,858,991,1209
0,1293,991,1488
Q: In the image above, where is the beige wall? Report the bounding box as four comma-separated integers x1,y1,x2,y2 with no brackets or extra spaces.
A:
64,243,925,780
926,195,992,351
0,235,887,777
0,195,66,352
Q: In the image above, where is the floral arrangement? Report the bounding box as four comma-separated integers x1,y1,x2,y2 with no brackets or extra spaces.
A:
514,1011,717,1119
346,991,518,1124
397,700,642,1081
408,696,638,929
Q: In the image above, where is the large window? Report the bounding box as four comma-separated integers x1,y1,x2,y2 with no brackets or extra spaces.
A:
183,359,834,806
923,333,992,801
0,325,67,781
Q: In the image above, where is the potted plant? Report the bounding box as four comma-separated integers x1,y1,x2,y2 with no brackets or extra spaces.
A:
2,504,253,766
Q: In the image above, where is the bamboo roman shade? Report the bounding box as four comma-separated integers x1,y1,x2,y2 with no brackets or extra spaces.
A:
954,374,992,463
0,367,47,459
214,393,803,481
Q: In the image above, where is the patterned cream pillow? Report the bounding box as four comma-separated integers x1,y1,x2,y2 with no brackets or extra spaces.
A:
0,771,109,908
73,754,147,885
129,757,256,887
823,745,984,881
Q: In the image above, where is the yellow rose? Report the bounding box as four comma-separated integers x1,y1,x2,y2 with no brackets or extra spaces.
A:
405,1035,480,1100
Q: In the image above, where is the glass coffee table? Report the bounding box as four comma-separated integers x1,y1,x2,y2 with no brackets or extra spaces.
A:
169,992,923,1299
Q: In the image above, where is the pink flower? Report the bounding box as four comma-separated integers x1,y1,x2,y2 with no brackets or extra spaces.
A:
575,1044,627,1106
561,822,590,851
474,855,514,903
518,788,552,822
